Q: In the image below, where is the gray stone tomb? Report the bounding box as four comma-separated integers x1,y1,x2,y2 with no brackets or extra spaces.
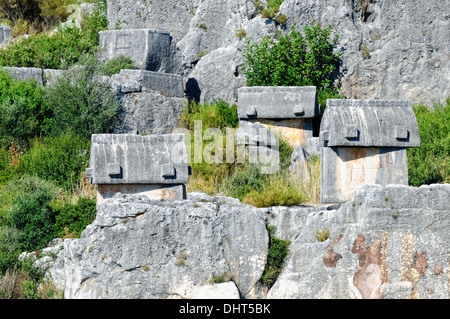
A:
98,29,175,72
319,99,421,204
237,86,320,148
86,133,189,204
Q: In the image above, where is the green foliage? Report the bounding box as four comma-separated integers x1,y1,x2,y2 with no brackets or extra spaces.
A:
180,99,239,183
315,227,330,242
260,225,290,288
0,70,48,141
223,164,268,201
0,226,22,274
0,176,58,252
53,197,96,238
43,57,120,139
0,0,107,69
98,55,134,76
243,171,306,207
180,99,239,132
208,272,233,285
243,23,342,109
267,0,284,8
20,130,91,191
407,100,450,186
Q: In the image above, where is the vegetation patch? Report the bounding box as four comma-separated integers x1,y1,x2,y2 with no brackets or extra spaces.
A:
407,99,450,186
242,23,343,110
260,225,290,288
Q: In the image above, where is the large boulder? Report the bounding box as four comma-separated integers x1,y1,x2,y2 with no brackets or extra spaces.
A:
267,183,450,299
54,193,269,299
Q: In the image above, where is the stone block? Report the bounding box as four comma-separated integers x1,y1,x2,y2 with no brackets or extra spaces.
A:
87,133,189,185
237,86,319,119
115,92,185,135
320,147,409,203
111,69,184,97
96,184,186,204
2,67,43,85
43,69,65,86
0,26,10,45
98,29,175,72
320,99,420,148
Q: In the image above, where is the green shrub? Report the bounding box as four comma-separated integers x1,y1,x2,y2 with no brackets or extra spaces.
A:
180,99,239,187
267,0,284,8
98,55,134,76
242,23,343,110
54,197,96,238
180,99,239,132
0,139,25,186
20,130,91,191
0,176,58,252
0,226,22,275
0,0,107,69
260,225,290,288
243,171,306,207
0,70,48,141
407,100,450,186
43,57,120,139
223,164,268,201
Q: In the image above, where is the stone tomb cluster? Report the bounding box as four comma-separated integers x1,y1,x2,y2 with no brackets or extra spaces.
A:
0,25,421,204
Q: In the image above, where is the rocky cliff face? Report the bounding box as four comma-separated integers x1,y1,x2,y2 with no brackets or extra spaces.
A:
46,183,449,299
106,0,450,106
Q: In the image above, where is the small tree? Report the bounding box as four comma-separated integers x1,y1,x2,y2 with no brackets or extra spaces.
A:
242,22,342,109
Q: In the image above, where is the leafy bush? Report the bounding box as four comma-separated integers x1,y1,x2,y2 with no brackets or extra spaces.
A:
98,55,134,76
0,227,22,275
243,171,306,207
54,197,96,238
20,130,90,191
0,0,107,69
407,100,450,186
0,70,48,141
0,176,58,252
223,164,268,201
43,57,120,139
180,99,238,132
180,99,239,192
243,23,342,109
260,225,290,288
0,0,77,35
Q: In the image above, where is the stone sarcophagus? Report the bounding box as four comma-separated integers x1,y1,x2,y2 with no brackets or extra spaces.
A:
86,134,188,204
319,99,420,203
237,86,320,148
98,29,175,72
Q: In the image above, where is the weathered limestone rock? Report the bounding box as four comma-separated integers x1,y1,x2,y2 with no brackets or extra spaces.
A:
107,0,450,105
111,69,184,97
194,282,240,299
267,183,450,299
56,193,269,299
185,45,246,103
279,0,450,105
2,67,43,84
115,92,185,136
44,183,449,299
0,26,10,46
